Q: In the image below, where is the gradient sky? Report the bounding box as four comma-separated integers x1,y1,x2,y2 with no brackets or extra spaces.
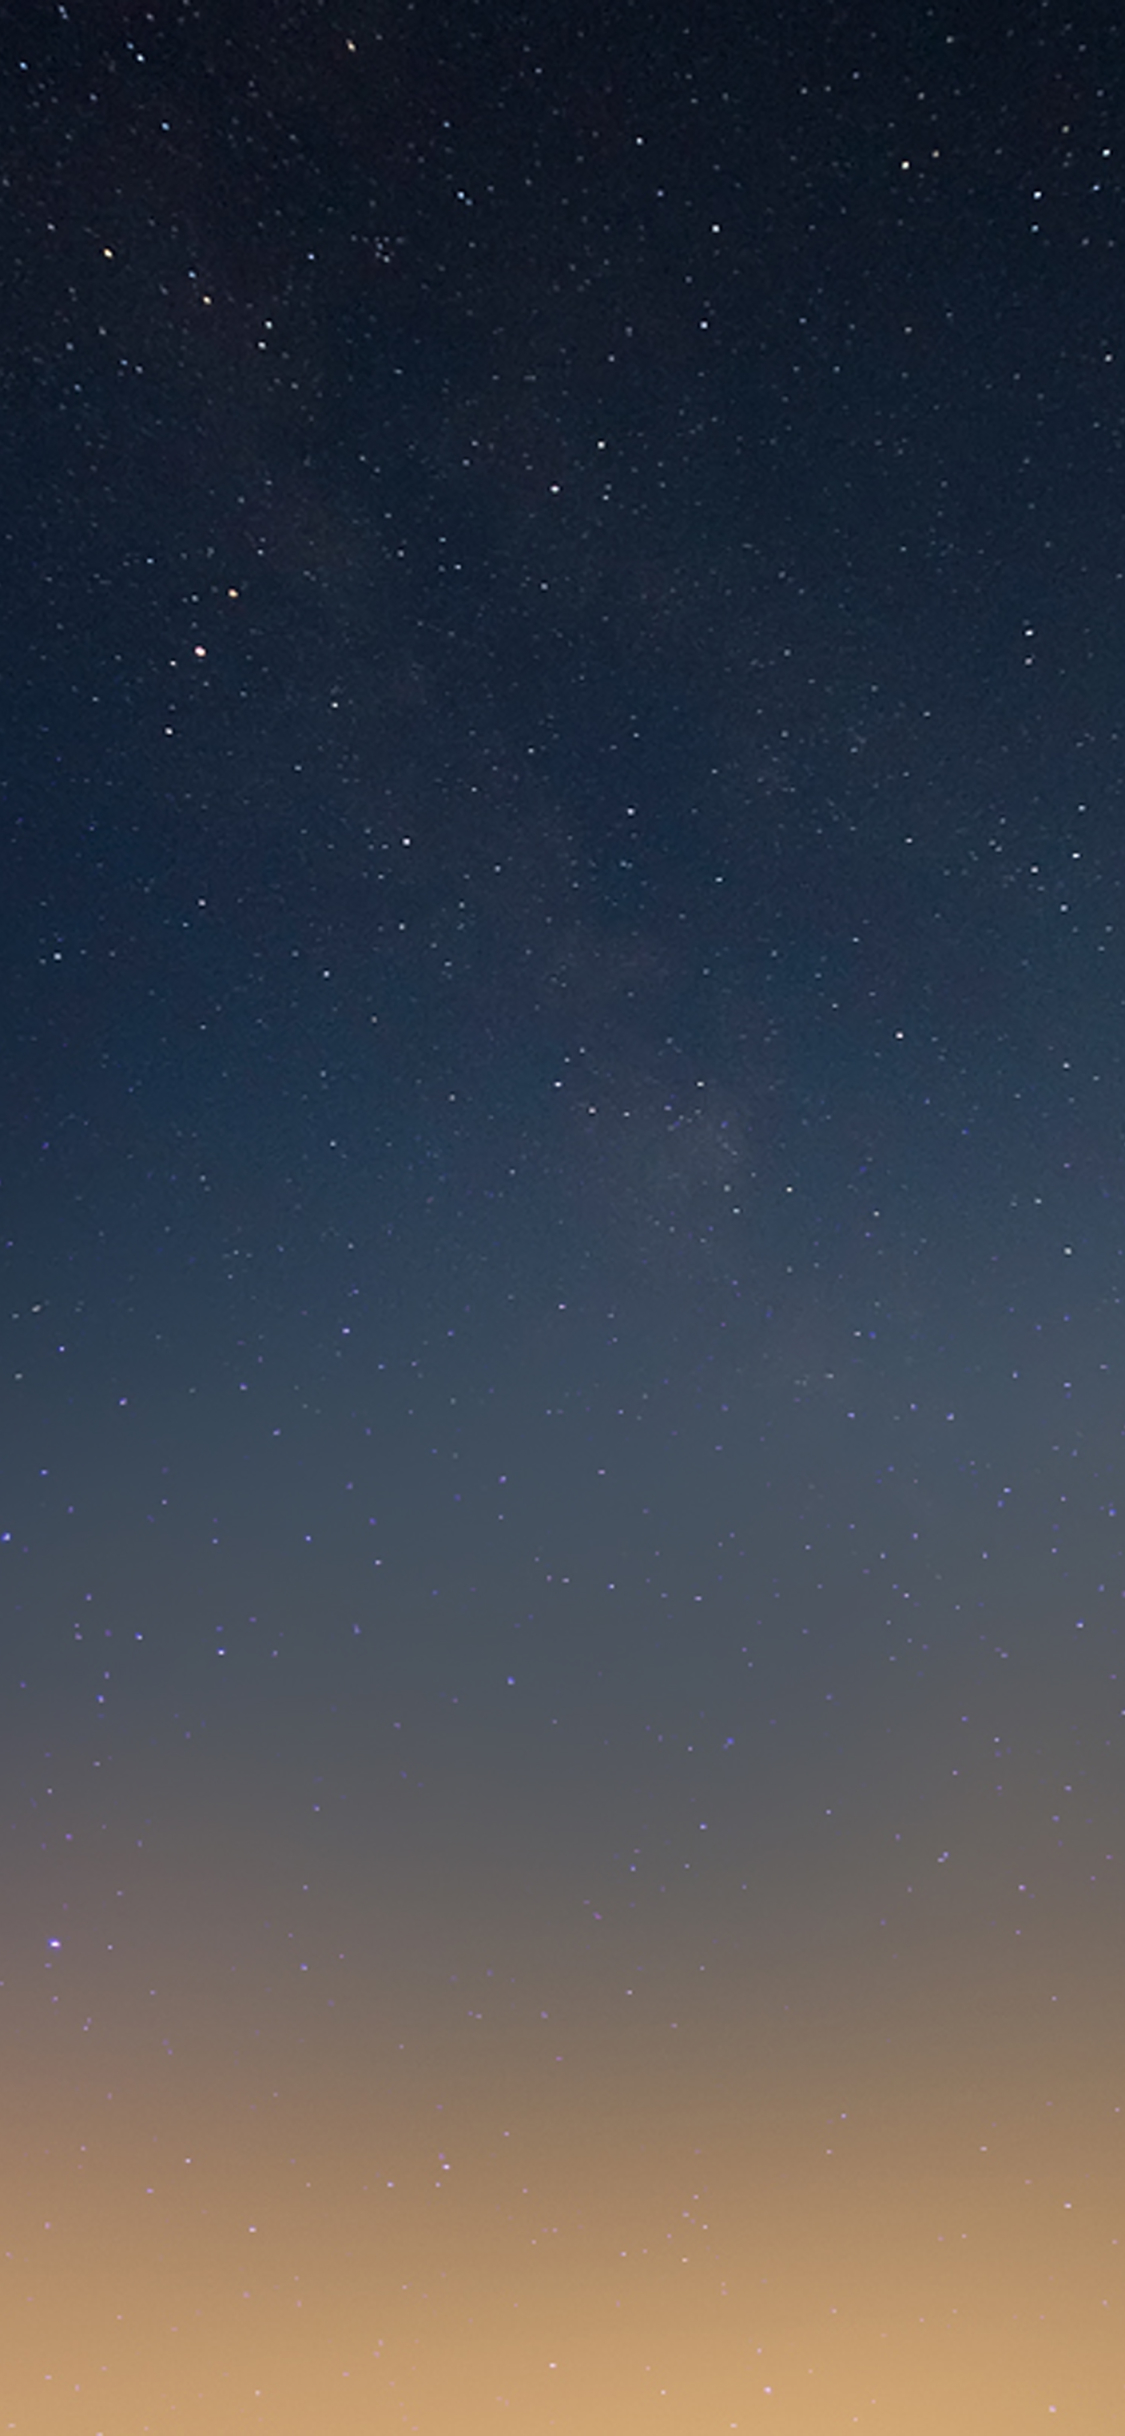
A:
4,1,1125,2429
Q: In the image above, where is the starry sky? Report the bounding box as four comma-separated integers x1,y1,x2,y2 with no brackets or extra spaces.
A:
4,1,1125,2429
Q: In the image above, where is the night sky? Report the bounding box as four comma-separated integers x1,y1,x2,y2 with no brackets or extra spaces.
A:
4,2,1125,2429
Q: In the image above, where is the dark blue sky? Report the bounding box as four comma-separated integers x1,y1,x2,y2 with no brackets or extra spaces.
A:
3,4,1125,2428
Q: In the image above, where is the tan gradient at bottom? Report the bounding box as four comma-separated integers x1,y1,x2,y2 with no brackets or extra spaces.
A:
6,1699,1123,2432
4,1969,1122,2436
